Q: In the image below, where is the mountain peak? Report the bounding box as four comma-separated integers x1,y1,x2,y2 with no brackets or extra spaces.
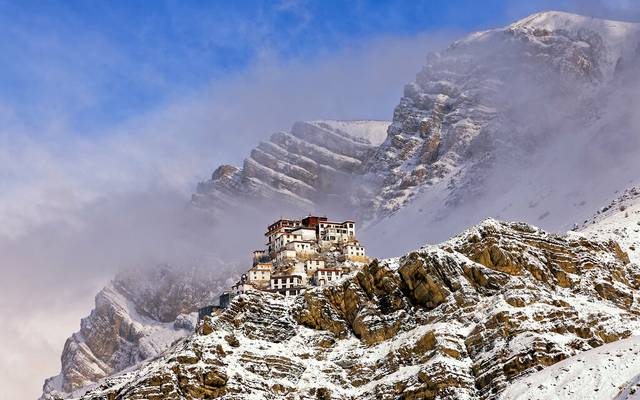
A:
509,10,639,35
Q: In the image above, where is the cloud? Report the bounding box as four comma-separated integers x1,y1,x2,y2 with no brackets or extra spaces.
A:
0,28,456,398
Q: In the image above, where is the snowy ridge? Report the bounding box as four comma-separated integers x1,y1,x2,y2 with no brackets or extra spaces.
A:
508,11,640,80
501,336,640,400
580,185,640,264
307,120,390,145
511,10,640,41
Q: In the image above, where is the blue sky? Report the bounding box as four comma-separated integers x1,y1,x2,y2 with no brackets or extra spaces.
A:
2,0,635,135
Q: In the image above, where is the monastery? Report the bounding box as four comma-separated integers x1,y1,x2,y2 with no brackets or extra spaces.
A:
218,215,368,308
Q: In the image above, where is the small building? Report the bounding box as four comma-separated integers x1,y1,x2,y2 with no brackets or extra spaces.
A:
252,249,270,265
301,215,328,229
247,262,272,288
290,226,317,241
273,232,304,253
219,291,236,309
230,275,254,295
270,274,305,296
318,220,356,244
312,268,341,286
287,240,313,254
265,218,303,254
197,305,219,322
276,249,297,263
344,241,367,261
303,259,325,274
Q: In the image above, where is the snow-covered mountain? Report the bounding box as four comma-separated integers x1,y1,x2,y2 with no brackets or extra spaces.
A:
362,10,640,255
52,219,640,399
41,266,230,399
192,120,389,216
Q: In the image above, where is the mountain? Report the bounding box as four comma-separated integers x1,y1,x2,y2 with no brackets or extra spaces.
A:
192,120,389,216
362,10,640,254
41,266,230,399
56,219,640,399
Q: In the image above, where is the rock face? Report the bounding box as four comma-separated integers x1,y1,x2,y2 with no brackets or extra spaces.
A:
41,266,228,399
192,120,389,215
67,220,640,399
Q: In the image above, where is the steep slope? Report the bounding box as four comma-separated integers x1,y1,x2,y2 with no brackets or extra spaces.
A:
580,185,640,264
500,335,640,400
61,220,640,399
41,266,229,399
192,120,389,215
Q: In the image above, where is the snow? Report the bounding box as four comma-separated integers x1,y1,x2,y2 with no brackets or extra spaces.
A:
309,120,390,145
511,11,639,39
580,186,640,264
509,11,640,79
501,336,640,400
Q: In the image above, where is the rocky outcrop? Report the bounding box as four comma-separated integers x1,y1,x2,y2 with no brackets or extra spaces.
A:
41,266,228,398
192,120,389,215
68,220,640,399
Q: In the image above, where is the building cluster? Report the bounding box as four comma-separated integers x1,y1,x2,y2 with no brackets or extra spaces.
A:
219,216,368,308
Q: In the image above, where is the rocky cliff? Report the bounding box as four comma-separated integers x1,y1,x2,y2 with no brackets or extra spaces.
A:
62,219,640,399
41,266,229,399
192,120,389,216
